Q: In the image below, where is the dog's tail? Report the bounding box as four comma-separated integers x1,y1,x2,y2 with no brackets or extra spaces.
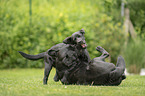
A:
18,51,45,60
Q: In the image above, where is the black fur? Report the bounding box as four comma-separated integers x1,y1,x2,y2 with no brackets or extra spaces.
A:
19,29,91,84
19,29,126,85
18,51,45,60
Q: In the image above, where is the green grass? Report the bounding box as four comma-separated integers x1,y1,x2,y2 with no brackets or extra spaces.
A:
0,69,145,96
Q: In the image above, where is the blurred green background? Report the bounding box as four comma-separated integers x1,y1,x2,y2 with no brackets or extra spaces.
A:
0,0,145,73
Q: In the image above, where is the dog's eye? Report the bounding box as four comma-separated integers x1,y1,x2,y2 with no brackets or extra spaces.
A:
77,35,81,38
66,55,68,58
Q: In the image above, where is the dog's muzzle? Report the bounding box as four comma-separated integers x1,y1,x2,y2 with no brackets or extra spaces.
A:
81,43,87,48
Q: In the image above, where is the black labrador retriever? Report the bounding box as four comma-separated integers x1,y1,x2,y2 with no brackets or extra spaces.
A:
67,46,126,85
19,29,91,84
19,29,126,85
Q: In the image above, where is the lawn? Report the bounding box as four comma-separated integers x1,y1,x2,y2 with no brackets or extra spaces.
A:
0,69,145,96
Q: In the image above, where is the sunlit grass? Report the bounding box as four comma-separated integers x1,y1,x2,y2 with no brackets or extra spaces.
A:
0,69,145,96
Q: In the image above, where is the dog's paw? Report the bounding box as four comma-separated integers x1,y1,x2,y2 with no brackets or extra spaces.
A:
54,76,59,82
43,79,47,85
96,46,103,52
61,77,69,84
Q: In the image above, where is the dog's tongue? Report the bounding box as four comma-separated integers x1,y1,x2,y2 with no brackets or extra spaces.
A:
81,44,87,48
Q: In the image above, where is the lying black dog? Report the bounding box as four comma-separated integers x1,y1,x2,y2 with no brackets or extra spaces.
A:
67,46,126,85
19,29,91,84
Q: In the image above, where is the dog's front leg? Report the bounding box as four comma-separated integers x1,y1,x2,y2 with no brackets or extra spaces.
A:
61,70,69,84
96,46,109,61
53,70,59,82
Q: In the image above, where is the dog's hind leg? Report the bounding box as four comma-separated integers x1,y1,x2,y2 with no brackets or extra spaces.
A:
116,56,126,80
108,56,126,85
43,55,53,85
116,56,125,70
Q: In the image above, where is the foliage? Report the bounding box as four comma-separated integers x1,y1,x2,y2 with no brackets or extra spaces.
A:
106,0,145,36
0,0,125,68
126,0,145,40
122,39,145,73
103,0,145,73
0,69,145,96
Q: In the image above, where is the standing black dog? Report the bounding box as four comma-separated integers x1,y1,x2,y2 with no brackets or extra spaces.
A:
19,29,91,84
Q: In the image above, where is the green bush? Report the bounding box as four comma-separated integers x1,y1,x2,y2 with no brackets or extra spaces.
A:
122,39,145,74
103,0,145,73
126,0,145,40
0,0,125,68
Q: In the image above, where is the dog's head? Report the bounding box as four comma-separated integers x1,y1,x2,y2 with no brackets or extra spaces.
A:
63,29,87,49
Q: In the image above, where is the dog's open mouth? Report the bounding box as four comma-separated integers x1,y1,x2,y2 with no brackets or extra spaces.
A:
81,44,87,48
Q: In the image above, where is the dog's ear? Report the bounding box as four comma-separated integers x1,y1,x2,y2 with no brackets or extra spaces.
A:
80,29,85,35
63,37,74,44
48,49,57,56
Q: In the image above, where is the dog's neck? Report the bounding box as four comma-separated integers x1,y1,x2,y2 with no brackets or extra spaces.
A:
68,44,89,64
76,45,83,50
69,44,84,52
